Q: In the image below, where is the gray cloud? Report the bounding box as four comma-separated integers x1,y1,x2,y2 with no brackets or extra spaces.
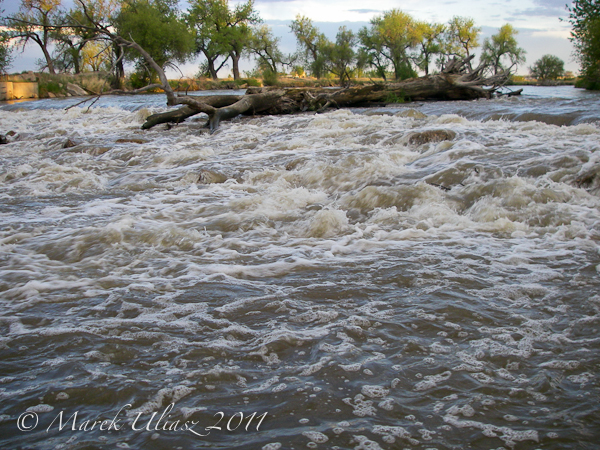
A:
508,0,573,18
533,0,572,8
348,9,382,13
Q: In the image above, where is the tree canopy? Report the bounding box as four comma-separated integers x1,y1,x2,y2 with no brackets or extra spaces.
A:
369,9,419,80
446,16,480,59
414,21,445,75
7,0,63,74
50,0,108,74
567,0,600,89
530,54,565,80
481,24,526,75
248,24,287,74
1,0,530,88
186,0,259,80
290,15,330,79
116,0,194,71
325,26,357,85
0,0,13,73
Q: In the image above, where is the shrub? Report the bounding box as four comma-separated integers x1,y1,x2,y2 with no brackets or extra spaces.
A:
384,91,406,103
261,68,279,86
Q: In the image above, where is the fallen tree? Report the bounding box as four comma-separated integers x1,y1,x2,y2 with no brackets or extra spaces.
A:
141,55,514,132
8,0,514,133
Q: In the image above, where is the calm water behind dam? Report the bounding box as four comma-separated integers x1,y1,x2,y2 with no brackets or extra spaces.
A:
0,86,599,449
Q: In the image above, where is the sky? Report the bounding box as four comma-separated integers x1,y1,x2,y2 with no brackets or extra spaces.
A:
2,0,578,77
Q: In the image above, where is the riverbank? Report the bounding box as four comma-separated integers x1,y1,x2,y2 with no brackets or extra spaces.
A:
507,77,577,86
3,71,349,99
0,71,583,100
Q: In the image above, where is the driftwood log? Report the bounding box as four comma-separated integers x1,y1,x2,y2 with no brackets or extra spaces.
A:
142,55,513,132
13,1,515,134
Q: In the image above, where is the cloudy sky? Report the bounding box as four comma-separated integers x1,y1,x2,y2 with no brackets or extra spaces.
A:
3,0,578,76
253,0,577,74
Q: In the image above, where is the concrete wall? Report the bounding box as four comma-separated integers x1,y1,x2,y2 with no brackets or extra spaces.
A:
0,82,38,100
0,82,13,101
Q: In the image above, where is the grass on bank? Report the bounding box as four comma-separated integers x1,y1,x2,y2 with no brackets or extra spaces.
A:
33,72,111,97
4,71,583,99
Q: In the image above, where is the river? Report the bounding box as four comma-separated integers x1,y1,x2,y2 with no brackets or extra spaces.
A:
0,85,599,449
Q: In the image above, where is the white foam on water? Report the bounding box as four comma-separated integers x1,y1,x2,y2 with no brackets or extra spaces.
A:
1,100,600,449
443,414,539,448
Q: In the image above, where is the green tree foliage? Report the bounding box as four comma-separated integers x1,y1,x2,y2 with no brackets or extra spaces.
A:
529,54,565,80
325,26,357,85
7,0,63,74
481,24,526,75
446,16,480,58
248,24,285,74
567,0,600,89
360,10,419,81
0,0,14,73
187,0,259,80
223,0,259,80
116,0,194,82
358,26,389,80
187,0,228,80
0,31,12,74
414,21,445,75
51,0,108,74
290,15,330,79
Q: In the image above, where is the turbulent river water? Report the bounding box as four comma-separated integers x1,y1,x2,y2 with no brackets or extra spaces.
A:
0,85,599,450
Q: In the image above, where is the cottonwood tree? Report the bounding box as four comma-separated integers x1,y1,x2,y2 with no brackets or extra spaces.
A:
7,0,63,74
0,0,13,73
50,1,107,74
187,0,259,80
0,30,12,73
223,0,259,80
115,0,194,84
567,0,600,89
290,15,330,79
325,26,357,85
446,16,480,58
81,40,112,71
529,54,565,80
441,16,480,70
414,21,445,75
481,24,526,75
358,26,390,80
248,24,288,74
362,10,419,80
187,0,228,80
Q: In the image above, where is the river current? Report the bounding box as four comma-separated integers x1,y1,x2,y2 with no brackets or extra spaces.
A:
0,86,599,449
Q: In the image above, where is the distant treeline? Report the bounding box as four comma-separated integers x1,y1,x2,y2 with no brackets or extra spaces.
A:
0,0,587,88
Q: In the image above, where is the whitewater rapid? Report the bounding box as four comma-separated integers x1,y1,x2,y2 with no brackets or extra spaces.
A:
0,86,599,449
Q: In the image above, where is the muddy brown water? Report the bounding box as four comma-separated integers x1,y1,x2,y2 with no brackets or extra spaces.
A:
0,86,599,449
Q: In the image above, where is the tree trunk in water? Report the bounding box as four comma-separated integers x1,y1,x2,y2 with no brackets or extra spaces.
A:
141,56,512,133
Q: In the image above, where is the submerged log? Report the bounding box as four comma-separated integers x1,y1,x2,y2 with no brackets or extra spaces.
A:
142,56,513,132
496,88,524,97
17,7,513,135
